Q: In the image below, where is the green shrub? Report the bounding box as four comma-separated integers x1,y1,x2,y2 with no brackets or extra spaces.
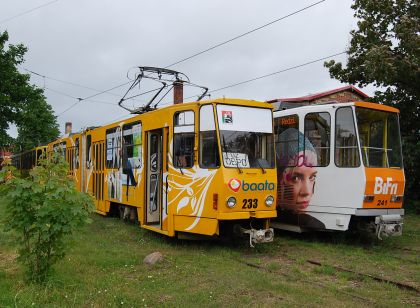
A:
2,152,94,283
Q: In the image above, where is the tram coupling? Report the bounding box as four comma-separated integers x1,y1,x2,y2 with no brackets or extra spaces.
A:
234,225,274,247
375,215,403,240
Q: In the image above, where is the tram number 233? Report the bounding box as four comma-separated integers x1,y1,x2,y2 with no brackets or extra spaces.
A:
242,199,258,209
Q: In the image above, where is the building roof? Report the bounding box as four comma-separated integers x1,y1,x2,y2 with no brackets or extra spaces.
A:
267,85,369,103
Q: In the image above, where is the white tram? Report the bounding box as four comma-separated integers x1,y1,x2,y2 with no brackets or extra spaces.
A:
271,101,405,239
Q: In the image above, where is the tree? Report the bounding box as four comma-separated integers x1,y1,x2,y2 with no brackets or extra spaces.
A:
0,30,59,151
325,0,420,201
1,153,94,283
15,92,60,150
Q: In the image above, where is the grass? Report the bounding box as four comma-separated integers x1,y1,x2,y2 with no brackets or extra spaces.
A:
0,189,419,307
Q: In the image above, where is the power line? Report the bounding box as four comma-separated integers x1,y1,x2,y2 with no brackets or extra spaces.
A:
22,67,143,115
45,87,119,106
28,0,328,117
163,0,326,69
157,51,347,107
52,0,328,116
42,87,120,117
87,51,347,127
208,51,347,94
95,0,328,116
55,81,131,117
0,0,60,25
23,67,123,97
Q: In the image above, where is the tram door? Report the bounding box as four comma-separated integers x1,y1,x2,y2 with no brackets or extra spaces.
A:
146,129,163,225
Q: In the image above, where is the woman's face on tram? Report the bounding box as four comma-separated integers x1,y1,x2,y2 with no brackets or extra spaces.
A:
279,151,317,211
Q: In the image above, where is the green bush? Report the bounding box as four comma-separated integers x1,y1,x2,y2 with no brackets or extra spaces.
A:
2,152,94,283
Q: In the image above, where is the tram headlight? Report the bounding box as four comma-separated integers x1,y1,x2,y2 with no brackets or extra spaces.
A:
265,195,274,207
226,197,237,208
391,195,403,203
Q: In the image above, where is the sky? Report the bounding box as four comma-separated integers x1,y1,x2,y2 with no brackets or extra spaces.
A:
1,0,372,136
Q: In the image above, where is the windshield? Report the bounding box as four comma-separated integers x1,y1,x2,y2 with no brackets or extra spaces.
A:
216,104,275,169
355,107,402,168
220,131,275,168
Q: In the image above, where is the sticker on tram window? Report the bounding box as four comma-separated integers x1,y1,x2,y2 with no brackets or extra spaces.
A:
223,152,250,168
281,116,297,126
222,111,233,124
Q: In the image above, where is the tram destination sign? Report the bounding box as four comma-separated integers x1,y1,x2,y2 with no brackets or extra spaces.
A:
222,152,250,168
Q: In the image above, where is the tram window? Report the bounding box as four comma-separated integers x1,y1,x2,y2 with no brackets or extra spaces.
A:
175,111,194,126
86,135,92,167
387,114,403,168
53,142,66,160
36,149,44,164
355,107,402,168
106,127,121,169
274,115,299,167
304,112,330,167
122,122,142,186
335,107,360,167
200,131,220,168
174,133,194,168
174,111,195,168
199,105,220,168
75,138,80,169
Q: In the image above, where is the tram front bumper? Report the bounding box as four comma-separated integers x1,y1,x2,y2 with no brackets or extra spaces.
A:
217,210,277,220
375,215,403,240
354,209,404,239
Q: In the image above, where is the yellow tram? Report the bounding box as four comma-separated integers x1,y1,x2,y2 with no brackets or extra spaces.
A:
11,146,47,176
48,98,277,245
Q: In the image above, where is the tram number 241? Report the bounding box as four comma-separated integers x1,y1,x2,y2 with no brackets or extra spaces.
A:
242,199,258,209
377,199,388,206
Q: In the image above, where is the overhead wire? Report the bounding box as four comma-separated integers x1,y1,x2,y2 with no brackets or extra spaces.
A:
76,49,346,130
51,0,328,117
207,51,347,95
23,67,123,98
0,0,60,25
42,86,121,118
56,80,132,117
162,0,326,69
157,51,347,108
44,87,119,106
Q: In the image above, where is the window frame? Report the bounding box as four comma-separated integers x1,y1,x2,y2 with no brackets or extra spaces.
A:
334,107,361,168
173,110,196,169
198,104,220,169
274,114,300,167
304,111,331,167
106,127,121,169
121,121,142,186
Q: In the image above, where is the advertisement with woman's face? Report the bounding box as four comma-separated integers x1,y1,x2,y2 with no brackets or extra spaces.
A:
277,128,318,212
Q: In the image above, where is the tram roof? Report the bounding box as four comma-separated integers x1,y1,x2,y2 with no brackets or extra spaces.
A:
51,98,272,137
354,101,400,113
159,97,272,110
273,101,400,114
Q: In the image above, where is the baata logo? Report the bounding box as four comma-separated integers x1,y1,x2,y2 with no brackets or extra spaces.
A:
228,178,241,192
227,178,275,192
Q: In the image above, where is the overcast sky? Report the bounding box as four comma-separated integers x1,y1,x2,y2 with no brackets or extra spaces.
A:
1,0,372,136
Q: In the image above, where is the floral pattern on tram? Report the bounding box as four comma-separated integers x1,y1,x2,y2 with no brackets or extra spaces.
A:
165,141,217,231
